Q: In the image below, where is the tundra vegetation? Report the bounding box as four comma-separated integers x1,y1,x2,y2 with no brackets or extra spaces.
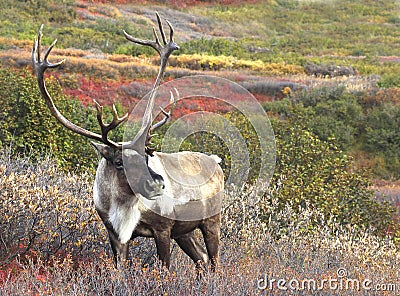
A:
0,0,399,294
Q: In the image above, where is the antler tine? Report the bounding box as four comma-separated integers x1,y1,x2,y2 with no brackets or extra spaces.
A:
156,12,167,45
152,27,161,48
33,24,43,64
166,20,175,43
43,40,65,68
124,12,178,57
32,25,130,150
144,88,179,156
33,25,65,68
94,100,128,145
123,30,160,55
149,88,178,133
150,107,171,131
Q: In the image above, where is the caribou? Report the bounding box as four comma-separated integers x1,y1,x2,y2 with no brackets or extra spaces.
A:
32,13,223,271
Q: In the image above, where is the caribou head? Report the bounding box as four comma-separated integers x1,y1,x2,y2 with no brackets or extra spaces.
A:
32,13,223,271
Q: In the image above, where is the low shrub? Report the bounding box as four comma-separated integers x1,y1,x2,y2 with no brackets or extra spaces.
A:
377,73,400,88
178,37,247,57
363,103,400,179
271,120,397,237
264,84,400,179
156,111,399,239
0,151,105,266
1,67,396,238
304,63,357,77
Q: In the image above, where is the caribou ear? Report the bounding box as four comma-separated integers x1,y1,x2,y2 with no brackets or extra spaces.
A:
91,142,114,160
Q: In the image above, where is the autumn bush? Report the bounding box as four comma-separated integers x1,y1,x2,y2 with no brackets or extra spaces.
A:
377,73,400,88
178,36,247,57
363,103,400,179
1,67,397,239
0,151,105,266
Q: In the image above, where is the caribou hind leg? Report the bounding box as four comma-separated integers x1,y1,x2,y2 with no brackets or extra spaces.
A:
175,232,209,270
199,214,221,271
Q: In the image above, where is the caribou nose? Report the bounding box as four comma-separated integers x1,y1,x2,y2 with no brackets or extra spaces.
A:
144,179,164,199
171,42,179,51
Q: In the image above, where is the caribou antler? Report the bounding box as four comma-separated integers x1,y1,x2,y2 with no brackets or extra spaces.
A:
123,12,179,155
32,25,128,149
145,89,178,155
32,12,178,154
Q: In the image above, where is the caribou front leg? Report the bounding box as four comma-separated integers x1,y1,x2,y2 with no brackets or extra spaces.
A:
153,230,172,268
108,229,130,269
96,209,129,269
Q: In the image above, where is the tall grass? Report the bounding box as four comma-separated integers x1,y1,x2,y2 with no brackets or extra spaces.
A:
0,151,398,295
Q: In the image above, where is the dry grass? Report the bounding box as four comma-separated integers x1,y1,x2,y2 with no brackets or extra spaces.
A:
0,47,159,81
0,151,399,295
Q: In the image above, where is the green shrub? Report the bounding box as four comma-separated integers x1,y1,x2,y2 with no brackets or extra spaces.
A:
264,84,400,179
178,37,246,57
0,0,76,41
68,18,154,55
363,103,400,179
271,120,397,236
115,43,156,57
0,68,124,173
267,85,363,150
377,73,400,88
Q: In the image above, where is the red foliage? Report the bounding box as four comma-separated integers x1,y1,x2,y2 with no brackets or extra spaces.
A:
63,76,139,109
58,72,285,119
172,96,233,117
253,93,282,102
360,87,400,108
0,261,18,286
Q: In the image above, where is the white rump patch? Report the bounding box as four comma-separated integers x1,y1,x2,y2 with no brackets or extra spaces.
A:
210,154,222,163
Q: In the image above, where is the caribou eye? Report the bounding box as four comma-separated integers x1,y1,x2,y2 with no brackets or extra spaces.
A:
114,159,123,170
